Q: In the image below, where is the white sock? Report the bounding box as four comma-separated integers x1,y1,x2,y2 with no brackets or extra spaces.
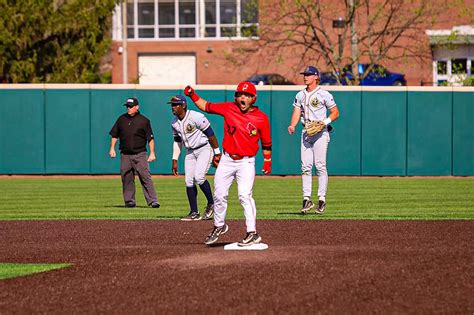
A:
319,196,326,202
303,196,311,201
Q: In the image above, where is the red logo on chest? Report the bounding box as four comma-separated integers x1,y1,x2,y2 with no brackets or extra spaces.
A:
247,122,257,136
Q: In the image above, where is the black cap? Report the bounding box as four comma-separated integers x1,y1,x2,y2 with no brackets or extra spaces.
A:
300,66,320,76
124,97,139,107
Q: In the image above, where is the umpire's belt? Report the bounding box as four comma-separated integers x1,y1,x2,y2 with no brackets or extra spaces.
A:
224,151,250,160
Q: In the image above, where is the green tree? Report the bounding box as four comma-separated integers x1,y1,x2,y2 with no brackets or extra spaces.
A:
0,0,118,83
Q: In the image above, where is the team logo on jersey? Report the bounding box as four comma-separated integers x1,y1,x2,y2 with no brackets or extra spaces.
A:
310,97,321,108
185,124,196,133
247,123,257,136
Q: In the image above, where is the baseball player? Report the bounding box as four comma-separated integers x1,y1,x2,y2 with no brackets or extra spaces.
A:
287,66,340,214
184,82,272,246
169,95,220,221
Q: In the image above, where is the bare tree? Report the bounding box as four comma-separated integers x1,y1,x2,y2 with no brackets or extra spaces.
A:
231,0,460,85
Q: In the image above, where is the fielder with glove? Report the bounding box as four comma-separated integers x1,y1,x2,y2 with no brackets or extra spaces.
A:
169,95,220,221
287,66,340,215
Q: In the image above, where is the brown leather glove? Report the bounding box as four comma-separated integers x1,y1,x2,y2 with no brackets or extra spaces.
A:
305,120,325,136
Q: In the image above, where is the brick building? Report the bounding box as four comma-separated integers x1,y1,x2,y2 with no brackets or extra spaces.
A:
110,0,474,86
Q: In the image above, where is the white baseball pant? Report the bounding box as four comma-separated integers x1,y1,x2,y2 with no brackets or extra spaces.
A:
213,153,257,232
301,131,330,199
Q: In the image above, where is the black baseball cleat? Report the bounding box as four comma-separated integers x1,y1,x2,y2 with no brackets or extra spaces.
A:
205,224,229,245
238,232,262,246
150,202,160,208
181,212,202,221
203,204,214,220
300,199,315,214
315,200,326,214
125,202,136,208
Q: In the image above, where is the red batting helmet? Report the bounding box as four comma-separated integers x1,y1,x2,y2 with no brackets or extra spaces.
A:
235,81,257,97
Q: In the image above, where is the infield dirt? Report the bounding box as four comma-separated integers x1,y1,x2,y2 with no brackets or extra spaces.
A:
0,220,472,313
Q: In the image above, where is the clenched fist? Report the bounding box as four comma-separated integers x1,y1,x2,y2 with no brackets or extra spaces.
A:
184,85,200,102
212,153,222,168
262,152,272,175
262,159,272,175
184,86,195,97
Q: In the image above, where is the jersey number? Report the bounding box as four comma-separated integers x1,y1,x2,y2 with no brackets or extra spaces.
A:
226,124,236,135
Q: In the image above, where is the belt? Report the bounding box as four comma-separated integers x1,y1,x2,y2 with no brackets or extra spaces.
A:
224,151,250,160
121,150,146,155
190,143,208,150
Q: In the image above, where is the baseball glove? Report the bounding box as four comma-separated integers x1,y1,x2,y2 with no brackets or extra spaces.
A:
305,120,325,136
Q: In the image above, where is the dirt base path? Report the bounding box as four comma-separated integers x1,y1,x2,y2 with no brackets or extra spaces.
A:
0,220,472,313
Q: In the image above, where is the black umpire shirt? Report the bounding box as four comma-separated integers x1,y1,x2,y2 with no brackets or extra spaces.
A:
109,112,154,155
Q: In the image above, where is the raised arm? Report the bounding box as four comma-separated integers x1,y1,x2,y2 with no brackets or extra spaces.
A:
184,86,207,111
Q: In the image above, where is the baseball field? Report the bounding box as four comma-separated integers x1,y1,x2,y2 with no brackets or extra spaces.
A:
1,176,473,313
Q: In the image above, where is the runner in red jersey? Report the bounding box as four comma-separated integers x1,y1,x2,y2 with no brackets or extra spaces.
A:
184,82,272,247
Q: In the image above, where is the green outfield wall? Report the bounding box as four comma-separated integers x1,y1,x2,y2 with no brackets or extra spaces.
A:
0,85,472,176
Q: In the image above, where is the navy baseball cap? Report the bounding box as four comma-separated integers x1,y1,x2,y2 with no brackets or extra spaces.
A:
300,66,320,76
124,97,139,107
167,95,187,106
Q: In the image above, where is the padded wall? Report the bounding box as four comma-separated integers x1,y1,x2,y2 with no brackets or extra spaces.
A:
0,86,472,176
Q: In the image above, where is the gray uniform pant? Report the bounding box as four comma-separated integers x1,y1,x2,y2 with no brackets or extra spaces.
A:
120,152,158,206
184,144,213,187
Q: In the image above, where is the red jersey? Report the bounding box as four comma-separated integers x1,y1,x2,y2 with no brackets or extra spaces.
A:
205,101,272,157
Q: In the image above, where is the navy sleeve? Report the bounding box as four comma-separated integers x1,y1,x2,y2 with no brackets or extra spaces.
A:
203,126,215,137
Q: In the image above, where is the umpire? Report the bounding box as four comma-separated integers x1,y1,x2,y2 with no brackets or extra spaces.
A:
109,97,160,208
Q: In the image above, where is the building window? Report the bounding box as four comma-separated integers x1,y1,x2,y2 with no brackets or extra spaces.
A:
452,58,467,74
159,0,174,25
426,26,474,86
437,60,447,75
116,0,258,40
204,0,216,37
138,2,155,25
434,58,472,86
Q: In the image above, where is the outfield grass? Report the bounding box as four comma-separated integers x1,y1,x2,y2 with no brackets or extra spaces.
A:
0,263,71,280
0,177,472,220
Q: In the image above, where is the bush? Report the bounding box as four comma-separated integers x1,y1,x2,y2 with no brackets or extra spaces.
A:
462,76,474,86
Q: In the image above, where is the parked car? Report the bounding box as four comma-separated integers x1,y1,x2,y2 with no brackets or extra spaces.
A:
246,73,295,85
319,72,339,86
320,64,406,86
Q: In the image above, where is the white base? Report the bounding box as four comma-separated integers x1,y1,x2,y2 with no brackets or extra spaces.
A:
224,242,268,251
